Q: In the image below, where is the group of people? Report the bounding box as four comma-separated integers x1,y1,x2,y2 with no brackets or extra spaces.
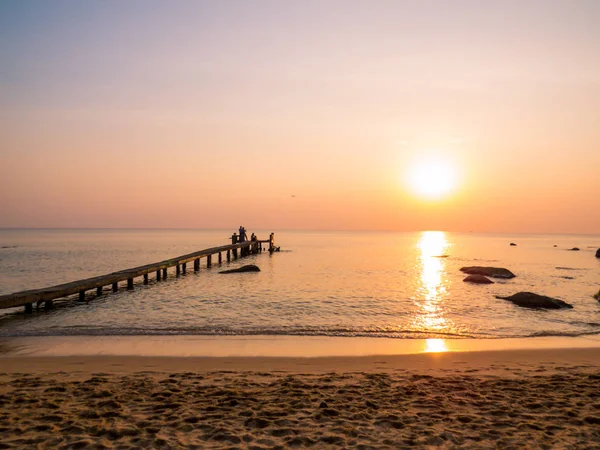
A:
236,225,256,243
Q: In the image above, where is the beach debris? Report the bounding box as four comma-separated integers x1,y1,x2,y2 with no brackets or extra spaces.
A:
219,264,261,274
510,243,517,246
496,292,573,309
596,248,600,258
463,274,494,284
569,247,580,251
460,266,516,279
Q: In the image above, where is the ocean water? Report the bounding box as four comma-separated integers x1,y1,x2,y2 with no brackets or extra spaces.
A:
0,229,599,339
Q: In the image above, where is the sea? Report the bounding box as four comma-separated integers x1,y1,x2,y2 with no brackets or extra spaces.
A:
0,229,599,341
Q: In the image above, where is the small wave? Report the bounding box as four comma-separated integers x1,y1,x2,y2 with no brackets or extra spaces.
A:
525,330,600,338
0,326,488,339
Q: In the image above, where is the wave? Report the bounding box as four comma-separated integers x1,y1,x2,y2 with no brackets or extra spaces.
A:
3,325,599,339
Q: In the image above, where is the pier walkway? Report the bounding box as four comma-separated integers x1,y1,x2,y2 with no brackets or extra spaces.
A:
0,235,274,313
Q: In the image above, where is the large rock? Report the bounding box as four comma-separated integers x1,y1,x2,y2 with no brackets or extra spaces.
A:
463,274,494,284
219,264,260,274
596,248,600,258
460,266,516,279
496,292,573,309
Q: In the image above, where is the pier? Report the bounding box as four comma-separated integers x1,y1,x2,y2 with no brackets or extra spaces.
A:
0,233,276,313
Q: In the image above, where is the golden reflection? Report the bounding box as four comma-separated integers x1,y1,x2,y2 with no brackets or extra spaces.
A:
411,231,454,335
424,338,449,353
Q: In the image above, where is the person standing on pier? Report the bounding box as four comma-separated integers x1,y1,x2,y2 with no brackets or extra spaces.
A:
239,225,245,242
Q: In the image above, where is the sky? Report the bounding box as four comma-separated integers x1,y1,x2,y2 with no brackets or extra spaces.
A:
1,0,599,233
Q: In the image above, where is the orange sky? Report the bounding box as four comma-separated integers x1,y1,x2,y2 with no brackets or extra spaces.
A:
1,1,599,233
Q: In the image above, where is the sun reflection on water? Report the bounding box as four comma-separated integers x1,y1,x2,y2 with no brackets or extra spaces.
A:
411,231,454,336
424,338,449,353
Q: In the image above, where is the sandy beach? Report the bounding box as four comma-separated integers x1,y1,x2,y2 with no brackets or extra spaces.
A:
2,346,600,449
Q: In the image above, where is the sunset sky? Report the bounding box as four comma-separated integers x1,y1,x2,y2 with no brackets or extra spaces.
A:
1,0,599,233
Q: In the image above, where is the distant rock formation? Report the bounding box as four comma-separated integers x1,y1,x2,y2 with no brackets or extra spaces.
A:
510,243,517,246
219,265,261,274
460,266,516,279
463,274,494,284
496,292,573,309
569,247,580,251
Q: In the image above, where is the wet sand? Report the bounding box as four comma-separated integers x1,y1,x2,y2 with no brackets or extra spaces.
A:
2,347,600,449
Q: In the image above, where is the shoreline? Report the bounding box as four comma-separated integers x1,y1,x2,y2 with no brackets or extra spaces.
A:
2,334,600,358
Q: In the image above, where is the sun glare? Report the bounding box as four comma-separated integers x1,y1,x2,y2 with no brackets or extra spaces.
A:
406,158,457,199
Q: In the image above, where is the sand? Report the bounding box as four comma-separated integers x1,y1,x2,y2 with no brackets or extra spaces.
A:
2,348,600,449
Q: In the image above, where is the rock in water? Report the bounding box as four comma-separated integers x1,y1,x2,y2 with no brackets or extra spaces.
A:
596,248,600,258
460,266,516,279
496,292,573,309
569,247,580,251
463,274,494,284
510,243,517,246
219,265,260,274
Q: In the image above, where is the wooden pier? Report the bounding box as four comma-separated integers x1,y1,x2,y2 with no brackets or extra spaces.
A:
0,233,276,313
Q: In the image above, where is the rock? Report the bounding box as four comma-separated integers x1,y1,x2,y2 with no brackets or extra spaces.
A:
496,292,573,309
569,247,580,251
553,245,557,247
594,290,600,301
596,248,600,258
219,265,260,274
510,243,517,246
463,274,494,284
460,266,516,279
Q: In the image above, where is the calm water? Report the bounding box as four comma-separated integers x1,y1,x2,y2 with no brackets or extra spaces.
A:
0,229,599,339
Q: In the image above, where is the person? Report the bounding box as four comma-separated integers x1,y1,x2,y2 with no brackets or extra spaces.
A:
239,225,245,242
250,232,256,241
242,227,248,242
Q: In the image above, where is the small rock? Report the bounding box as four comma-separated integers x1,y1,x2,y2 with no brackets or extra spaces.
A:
366,400,378,409
219,264,260,274
496,292,573,309
460,266,516,279
510,243,517,246
569,247,580,251
596,248,600,258
319,401,328,409
463,274,494,284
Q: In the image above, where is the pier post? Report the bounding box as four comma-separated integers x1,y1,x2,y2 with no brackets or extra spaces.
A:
96,287,103,296
156,270,161,281
143,274,149,285
182,263,186,274
112,282,118,292
227,250,231,262
24,303,33,313
233,248,238,259
127,278,134,290
269,233,275,253
162,268,167,279
78,290,85,302
44,300,53,309
218,252,222,264
194,259,199,272
207,255,212,268
176,264,181,277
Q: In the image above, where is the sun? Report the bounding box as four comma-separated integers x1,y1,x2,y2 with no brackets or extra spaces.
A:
406,157,458,199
